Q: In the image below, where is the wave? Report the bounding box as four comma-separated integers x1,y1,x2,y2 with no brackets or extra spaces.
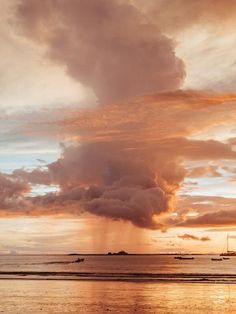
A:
1,271,236,283
0,260,80,266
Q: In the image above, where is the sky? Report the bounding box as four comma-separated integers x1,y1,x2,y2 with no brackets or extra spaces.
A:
0,0,236,254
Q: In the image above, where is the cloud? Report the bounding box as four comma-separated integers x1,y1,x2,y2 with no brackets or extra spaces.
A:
0,172,30,214
187,165,221,178
178,195,236,215
21,138,236,229
228,138,236,145
0,0,236,238
180,209,236,228
130,1,236,93
0,173,29,198
30,143,186,229
166,195,236,228
17,0,185,103
13,168,52,185
0,1,91,112
206,228,236,232
1,90,236,230
62,90,236,144
134,0,236,33
178,233,210,241
163,195,236,228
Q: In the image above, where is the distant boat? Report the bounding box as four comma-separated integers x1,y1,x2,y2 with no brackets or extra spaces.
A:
74,258,84,263
220,234,236,256
211,258,222,261
174,256,194,260
223,257,230,260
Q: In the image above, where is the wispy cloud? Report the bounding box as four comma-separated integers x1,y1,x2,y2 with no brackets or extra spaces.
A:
178,233,211,241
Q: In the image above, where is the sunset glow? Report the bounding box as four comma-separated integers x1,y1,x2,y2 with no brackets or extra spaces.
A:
0,0,236,256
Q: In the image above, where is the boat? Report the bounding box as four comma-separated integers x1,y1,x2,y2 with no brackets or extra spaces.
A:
74,258,85,263
220,234,236,256
211,258,222,261
223,257,230,260
174,256,194,260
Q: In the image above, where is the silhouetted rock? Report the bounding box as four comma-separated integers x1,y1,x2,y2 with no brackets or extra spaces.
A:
107,250,128,255
117,250,128,255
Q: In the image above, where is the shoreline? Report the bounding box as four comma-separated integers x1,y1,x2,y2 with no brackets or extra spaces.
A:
1,271,236,283
0,253,218,256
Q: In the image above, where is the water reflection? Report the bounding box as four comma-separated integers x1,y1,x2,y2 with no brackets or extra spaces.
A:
0,280,235,313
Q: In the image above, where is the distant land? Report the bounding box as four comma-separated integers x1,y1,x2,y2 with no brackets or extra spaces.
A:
107,250,128,255
66,252,210,256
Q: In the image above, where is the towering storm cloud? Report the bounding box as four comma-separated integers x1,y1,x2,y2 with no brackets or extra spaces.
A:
0,0,234,233
8,92,236,229
17,0,185,103
31,142,185,229
10,0,186,228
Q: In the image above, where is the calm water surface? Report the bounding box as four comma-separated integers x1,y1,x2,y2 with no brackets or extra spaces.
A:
0,255,236,282
1,256,236,313
0,280,236,313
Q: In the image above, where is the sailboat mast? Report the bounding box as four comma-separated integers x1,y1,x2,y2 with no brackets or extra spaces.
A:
227,233,229,252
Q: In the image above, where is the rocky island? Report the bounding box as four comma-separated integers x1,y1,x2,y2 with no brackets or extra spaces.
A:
107,251,128,255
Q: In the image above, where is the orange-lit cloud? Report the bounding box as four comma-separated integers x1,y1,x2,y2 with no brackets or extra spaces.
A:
178,233,211,241
180,209,236,228
187,165,221,178
17,0,185,103
2,90,234,230
135,0,236,33
62,90,236,144
0,172,30,215
164,196,236,229
13,168,51,185
0,1,235,236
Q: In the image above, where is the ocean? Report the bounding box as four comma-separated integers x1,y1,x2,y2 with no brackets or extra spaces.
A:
1,255,236,313
0,254,236,283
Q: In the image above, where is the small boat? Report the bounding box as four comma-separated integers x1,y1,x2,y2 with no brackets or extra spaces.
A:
211,258,222,261
74,258,85,263
223,257,230,260
174,256,194,260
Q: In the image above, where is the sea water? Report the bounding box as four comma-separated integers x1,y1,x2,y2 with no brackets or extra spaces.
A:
0,254,236,282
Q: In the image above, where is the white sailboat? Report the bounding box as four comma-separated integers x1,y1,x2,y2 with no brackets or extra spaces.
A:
220,234,236,256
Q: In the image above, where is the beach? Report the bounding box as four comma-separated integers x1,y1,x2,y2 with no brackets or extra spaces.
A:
0,279,236,313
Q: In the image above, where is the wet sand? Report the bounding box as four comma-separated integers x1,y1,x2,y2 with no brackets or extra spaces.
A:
0,280,236,313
